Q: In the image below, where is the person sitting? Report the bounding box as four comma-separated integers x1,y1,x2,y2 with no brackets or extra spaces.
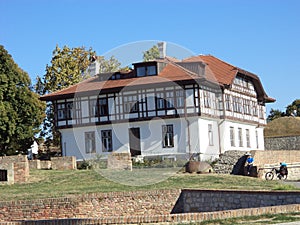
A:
245,153,254,175
279,162,288,177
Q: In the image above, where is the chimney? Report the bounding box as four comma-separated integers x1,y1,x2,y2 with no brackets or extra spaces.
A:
157,42,166,58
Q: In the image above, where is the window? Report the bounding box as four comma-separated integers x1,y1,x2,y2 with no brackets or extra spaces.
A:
136,67,146,77
136,65,157,77
225,94,231,111
243,99,251,115
246,129,250,148
57,102,73,120
89,99,98,117
203,90,211,108
175,90,184,108
256,130,259,149
66,102,73,119
156,93,165,110
162,125,174,148
208,124,213,146
147,65,157,75
259,105,264,119
123,95,139,113
238,128,243,147
85,131,95,154
252,101,258,116
230,127,235,147
99,98,108,116
57,103,66,120
165,91,174,108
101,130,112,152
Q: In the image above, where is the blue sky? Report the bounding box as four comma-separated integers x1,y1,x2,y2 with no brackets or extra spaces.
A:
1,0,300,114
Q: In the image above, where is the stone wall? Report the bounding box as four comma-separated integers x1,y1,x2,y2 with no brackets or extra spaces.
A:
50,156,76,170
265,136,300,150
107,152,132,170
175,189,300,213
0,155,29,183
213,150,247,174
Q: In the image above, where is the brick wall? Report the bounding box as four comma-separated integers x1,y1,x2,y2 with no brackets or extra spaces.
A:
0,155,29,183
50,156,76,170
0,189,180,222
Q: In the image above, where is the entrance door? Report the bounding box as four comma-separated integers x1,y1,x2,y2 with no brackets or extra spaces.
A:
129,127,141,157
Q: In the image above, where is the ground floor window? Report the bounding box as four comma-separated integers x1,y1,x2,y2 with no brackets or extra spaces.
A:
230,126,235,147
101,130,113,152
85,131,96,153
238,128,243,147
208,124,213,146
246,129,250,148
162,125,174,148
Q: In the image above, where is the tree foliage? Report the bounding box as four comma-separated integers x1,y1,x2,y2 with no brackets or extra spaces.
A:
267,108,285,122
267,99,300,122
286,99,300,117
143,45,160,62
36,45,121,147
0,45,45,155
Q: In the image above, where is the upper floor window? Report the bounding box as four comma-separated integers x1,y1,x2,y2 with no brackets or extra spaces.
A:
175,90,184,108
225,94,231,111
124,95,139,113
57,102,73,120
136,65,157,77
99,98,108,116
89,99,98,117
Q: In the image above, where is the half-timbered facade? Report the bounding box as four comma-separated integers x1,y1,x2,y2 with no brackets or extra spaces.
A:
41,55,275,161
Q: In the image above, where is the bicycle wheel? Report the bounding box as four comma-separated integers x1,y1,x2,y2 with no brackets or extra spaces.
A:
265,172,274,180
280,174,288,180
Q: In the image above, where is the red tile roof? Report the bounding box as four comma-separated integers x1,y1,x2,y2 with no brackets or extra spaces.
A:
40,55,275,103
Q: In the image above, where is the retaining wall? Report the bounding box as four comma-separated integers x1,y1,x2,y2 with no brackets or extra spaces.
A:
1,189,300,224
0,189,180,222
265,136,300,150
175,189,300,213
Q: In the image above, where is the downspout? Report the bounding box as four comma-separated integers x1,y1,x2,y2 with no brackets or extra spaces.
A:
184,91,192,160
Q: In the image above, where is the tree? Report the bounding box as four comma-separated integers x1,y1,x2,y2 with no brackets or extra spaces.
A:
143,45,160,61
286,99,300,117
0,45,45,155
267,108,285,122
36,45,121,147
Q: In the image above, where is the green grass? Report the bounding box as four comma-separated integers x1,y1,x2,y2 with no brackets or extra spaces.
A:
0,168,298,201
264,117,300,137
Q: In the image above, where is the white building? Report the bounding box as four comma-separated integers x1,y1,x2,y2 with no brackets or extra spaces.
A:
41,55,275,162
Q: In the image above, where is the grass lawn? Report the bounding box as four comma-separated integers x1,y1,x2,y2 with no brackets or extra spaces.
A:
0,168,298,201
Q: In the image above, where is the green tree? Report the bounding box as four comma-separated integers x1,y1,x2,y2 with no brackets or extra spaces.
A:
143,45,160,61
267,108,285,122
0,45,45,155
286,99,300,117
37,45,121,147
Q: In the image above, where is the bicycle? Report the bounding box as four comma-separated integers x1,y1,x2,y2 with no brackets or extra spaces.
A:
265,167,288,180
